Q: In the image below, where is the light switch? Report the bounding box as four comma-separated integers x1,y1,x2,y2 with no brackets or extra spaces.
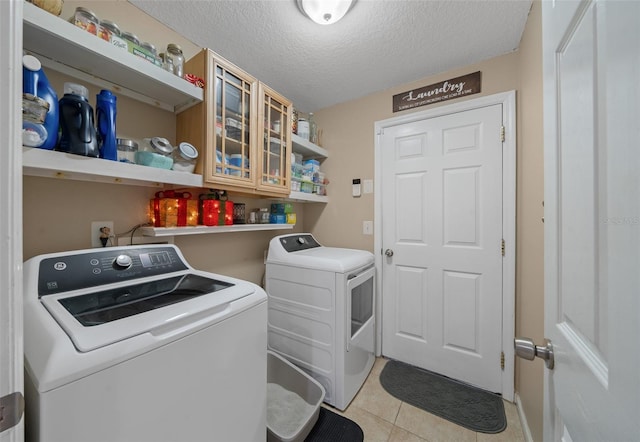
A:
363,179,374,194
363,220,373,235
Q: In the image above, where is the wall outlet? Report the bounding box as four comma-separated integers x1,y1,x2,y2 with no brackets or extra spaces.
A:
91,221,114,247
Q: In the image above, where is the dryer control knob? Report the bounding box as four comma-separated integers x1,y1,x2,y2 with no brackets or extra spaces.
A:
297,237,306,244
114,254,132,269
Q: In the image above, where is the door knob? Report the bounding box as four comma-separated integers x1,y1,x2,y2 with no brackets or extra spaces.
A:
514,337,554,369
385,249,394,257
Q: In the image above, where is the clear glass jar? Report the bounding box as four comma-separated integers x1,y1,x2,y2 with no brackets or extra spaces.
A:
297,118,309,140
258,208,270,224
141,137,173,156
166,44,184,78
141,42,157,56
171,142,198,173
116,138,138,164
121,31,140,46
291,107,298,134
69,7,99,35
308,112,318,144
98,19,121,42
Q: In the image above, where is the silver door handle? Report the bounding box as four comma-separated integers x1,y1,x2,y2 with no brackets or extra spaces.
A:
514,337,554,369
385,249,394,257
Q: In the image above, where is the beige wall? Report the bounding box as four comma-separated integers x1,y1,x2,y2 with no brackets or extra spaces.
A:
22,1,304,285
23,1,545,439
312,2,545,440
514,2,545,441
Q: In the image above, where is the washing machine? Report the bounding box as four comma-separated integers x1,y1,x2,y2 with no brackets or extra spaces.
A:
265,233,375,410
23,244,267,442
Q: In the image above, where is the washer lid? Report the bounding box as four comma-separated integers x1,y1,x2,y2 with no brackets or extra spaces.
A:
40,271,258,353
267,234,374,272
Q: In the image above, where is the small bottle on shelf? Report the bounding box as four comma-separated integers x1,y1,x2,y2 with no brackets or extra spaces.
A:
308,112,318,145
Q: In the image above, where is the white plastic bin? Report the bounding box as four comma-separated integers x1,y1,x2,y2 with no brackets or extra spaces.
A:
267,351,325,442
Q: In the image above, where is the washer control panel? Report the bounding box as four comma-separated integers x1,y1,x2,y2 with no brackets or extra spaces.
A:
37,246,188,297
279,234,321,253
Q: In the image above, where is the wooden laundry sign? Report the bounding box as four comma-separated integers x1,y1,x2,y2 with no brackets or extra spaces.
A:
392,71,481,112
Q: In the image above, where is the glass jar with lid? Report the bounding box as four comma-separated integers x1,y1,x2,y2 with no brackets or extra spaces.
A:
166,43,184,78
69,7,99,35
159,53,174,74
141,137,174,156
171,142,199,173
121,31,140,46
98,19,121,42
116,138,138,164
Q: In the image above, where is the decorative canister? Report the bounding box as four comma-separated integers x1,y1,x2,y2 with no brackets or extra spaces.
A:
171,142,198,173
233,203,246,224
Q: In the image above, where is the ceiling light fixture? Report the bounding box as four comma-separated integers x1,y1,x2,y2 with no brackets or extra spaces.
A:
296,0,357,25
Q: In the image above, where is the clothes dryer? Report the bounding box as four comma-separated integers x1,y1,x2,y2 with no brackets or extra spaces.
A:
266,233,375,410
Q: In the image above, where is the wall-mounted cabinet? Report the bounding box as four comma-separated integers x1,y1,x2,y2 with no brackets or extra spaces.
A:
177,49,291,198
257,83,292,195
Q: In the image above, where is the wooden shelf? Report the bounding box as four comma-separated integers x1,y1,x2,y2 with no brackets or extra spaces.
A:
23,147,203,188
141,223,294,237
23,2,203,113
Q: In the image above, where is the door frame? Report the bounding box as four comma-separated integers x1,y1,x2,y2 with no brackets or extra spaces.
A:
0,0,24,440
374,91,516,400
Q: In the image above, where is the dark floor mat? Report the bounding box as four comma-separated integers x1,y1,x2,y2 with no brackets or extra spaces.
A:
380,359,506,433
305,408,364,442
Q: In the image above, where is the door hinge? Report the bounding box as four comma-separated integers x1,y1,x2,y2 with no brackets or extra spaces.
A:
501,239,505,257
500,126,505,142
0,392,24,433
500,351,505,370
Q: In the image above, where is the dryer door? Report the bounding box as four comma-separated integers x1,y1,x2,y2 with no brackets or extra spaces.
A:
346,266,375,353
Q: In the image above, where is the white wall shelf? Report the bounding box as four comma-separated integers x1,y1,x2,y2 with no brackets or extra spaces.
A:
287,191,329,203
23,2,203,113
141,224,294,237
291,134,329,159
290,134,329,202
23,147,203,188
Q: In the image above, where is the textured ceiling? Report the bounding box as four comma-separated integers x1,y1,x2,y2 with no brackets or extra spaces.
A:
130,0,532,113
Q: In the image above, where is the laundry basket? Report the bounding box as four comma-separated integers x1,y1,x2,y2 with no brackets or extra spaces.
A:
267,351,325,442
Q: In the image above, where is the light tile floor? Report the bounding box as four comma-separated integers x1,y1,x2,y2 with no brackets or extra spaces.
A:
322,357,525,442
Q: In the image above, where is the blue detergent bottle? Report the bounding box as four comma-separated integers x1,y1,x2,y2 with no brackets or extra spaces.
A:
22,54,59,150
96,90,118,161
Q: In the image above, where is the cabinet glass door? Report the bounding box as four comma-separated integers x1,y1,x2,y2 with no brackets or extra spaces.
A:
212,62,254,184
257,83,291,195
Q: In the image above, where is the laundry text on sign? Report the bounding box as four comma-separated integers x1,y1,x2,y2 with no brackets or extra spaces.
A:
393,71,481,113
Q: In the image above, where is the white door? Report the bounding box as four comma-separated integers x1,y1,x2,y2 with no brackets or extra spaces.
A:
542,0,640,440
0,0,24,441
379,97,513,395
